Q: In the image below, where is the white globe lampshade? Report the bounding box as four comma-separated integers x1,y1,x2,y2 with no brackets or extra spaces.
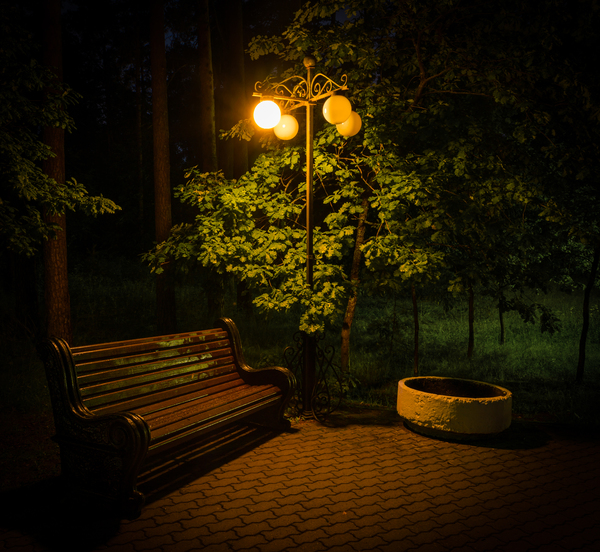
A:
273,114,299,140
322,95,352,125
254,100,281,129
336,111,362,137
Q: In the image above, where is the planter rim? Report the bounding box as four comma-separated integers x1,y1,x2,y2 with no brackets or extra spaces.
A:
399,376,511,401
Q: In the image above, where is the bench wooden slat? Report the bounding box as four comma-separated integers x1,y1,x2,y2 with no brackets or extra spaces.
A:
77,349,234,390
80,366,235,404
146,398,281,454
148,389,282,450
145,383,279,434
88,372,242,416
71,329,228,360
74,338,231,374
131,375,245,417
79,355,236,399
82,368,243,413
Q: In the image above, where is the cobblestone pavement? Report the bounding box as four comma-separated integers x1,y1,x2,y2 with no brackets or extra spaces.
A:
1,407,599,551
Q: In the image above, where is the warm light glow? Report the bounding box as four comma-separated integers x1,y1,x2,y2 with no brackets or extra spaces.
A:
274,114,299,140
322,95,352,124
253,100,281,129
336,111,362,137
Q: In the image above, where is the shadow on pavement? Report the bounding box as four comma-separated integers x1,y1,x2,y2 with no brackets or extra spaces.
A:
0,422,288,551
318,404,403,428
139,422,286,506
0,477,122,552
318,404,561,451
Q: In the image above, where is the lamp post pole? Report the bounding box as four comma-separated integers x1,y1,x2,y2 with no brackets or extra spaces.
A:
303,56,316,417
253,55,361,418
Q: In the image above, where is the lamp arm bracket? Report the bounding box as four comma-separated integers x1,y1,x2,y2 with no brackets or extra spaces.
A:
309,73,348,102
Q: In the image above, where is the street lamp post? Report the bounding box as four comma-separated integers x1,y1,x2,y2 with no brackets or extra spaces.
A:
253,55,361,418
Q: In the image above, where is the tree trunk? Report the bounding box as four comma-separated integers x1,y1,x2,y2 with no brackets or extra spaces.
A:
340,196,369,372
576,244,600,383
219,0,247,178
42,0,72,343
467,283,474,360
412,284,419,376
150,0,176,334
499,293,506,345
236,278,253,316
8,252,41,340
198,0,226,318
198,0,218,173
135,0,145,250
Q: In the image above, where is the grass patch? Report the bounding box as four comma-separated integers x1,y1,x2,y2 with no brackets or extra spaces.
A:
340,290,599,423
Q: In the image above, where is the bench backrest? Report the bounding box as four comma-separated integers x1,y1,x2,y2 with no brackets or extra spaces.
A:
70,329,242,416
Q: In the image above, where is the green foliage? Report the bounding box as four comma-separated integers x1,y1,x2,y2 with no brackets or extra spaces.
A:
144,154,358,334
0,4,120,257
150,0,599,345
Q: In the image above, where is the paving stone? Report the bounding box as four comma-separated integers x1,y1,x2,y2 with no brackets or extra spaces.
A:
262,523,301,542
289,528,331,546
208,503,251,519
142,522,184,538
319,530,360,548
228,533,268,551
132,534,176,550
199,544,235,552
352,535,389,550
294,506,332,520
402,500,436,515
298,496,336,510
301,486,336,500
237,510,277,525
264,513,304,529
205,518,248,537
435,531,474,550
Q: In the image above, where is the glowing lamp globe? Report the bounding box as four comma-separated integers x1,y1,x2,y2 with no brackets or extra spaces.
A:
254,100,281,129
274,114,299,140
322,95,352,124
336,111,362,137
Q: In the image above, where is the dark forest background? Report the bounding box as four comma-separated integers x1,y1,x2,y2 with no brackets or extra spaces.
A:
1,0,599,429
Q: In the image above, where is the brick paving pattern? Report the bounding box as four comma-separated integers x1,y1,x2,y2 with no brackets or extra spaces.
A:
1,408,599,551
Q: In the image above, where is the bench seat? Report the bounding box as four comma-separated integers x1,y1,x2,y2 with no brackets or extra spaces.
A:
41,317,294,518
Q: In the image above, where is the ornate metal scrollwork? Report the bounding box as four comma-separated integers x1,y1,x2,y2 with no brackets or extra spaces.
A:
255,75,309,102
254,72,348,105
309,73,348,102
283,331,343,422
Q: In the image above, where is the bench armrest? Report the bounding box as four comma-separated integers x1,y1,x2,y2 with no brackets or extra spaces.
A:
217,318,296,420
40,337,150,517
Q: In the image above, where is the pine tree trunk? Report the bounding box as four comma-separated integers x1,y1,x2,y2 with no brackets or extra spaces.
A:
135,0,145,249
198,0,218,173
9,252,41,340
577,244,600,383
467,283,474,360
499,302,505,345
197,0,226,318
42,0,72,343
412,284,419,376
150,0,176,334
340,196,369,372
219,0,247,178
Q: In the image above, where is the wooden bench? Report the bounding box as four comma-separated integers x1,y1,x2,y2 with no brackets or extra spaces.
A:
40,317,295,519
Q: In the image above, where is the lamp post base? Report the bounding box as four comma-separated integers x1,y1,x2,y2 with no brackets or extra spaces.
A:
283,331,342,421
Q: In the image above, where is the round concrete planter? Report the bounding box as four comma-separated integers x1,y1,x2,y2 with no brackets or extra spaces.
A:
397,376,512,440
